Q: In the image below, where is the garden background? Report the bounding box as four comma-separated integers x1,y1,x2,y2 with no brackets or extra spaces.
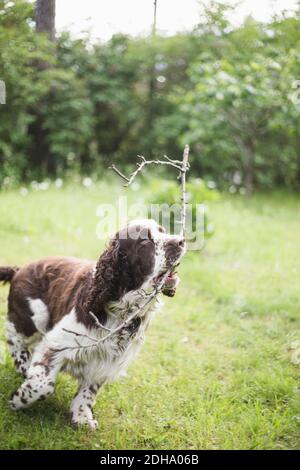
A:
0,0,300,450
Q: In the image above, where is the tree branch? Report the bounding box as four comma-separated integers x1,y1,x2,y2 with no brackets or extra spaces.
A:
63,146,190,351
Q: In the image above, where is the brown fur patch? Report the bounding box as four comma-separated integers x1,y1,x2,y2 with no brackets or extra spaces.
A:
7,257,94,335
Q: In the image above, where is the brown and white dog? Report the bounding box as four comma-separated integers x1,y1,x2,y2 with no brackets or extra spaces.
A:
0,219,185,428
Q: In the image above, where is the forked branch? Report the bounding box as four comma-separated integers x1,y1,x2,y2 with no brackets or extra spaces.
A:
61,146,190,352
110,146,190,236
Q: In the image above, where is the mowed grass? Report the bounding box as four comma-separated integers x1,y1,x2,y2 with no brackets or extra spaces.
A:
0,181,300,450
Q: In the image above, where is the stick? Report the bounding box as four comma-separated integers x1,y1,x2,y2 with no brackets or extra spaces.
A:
63,147,190,350
180,145,189,238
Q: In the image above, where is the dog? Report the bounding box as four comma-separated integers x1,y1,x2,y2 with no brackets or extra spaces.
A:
0,219,185,428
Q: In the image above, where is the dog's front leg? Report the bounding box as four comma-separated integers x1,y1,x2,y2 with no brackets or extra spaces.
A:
70,381,103,429
9,340,63,410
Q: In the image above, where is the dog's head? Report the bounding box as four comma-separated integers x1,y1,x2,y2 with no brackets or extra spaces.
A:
93,219,186,309
118,219,185,294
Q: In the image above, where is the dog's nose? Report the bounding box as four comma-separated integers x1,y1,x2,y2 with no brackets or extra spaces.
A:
172,237,185,247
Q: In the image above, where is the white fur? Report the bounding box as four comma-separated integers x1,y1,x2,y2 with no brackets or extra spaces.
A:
70,384,100,429
45,278,162,385
6,321,31,376
27,298,49,334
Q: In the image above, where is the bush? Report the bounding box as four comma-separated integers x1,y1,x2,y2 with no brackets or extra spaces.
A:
146,177,219,238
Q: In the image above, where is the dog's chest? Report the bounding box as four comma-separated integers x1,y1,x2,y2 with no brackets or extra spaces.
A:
64,295,161,383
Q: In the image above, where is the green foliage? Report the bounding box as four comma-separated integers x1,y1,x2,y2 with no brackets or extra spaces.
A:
41,68,94,171
147,177,218,236
147,177,219,205
0,0,54,182
175,12,300,193
1,1,300,190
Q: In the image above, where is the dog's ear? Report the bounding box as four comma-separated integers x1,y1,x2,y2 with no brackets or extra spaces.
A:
80,238,123,326
117,247,136,293
92,238,121,308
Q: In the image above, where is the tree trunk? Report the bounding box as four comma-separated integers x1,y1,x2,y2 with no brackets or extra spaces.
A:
233,135,255,198
243,141,255,199
146,1,158,158
36,0,56,41
30,1,57,176
244,161,254,198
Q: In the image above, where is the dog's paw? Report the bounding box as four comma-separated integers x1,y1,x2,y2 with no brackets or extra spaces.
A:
71,413,98,430
88,418,98,430
9,390,28,410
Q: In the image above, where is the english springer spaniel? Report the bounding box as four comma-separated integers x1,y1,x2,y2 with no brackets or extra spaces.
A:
0,219,185,429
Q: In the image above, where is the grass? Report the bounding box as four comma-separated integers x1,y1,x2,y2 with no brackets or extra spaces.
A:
0,181,300,450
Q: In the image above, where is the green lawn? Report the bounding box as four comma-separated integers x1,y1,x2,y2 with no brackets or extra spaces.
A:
0,182,300,450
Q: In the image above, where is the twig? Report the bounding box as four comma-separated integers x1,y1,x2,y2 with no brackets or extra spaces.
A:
89,310,112,332
62,328,98,344
109,164,130,183
180,145,190,238
111,156,184,187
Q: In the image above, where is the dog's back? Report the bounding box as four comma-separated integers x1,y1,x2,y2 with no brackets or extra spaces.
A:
1,257,94,338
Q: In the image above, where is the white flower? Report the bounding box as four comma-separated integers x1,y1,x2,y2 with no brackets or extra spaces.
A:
30,181,39,190
157,75,166,83
181,336,189,344
207,180,216,189
83,177,93,188
55,178,63,188
39,181,49,191
233,171,242,185
20,187,28,197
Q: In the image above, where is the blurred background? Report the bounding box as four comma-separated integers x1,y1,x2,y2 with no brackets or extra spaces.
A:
1,1,300,450
1,0,300,196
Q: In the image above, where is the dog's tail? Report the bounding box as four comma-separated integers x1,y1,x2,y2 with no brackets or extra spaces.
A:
0,266,19,285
